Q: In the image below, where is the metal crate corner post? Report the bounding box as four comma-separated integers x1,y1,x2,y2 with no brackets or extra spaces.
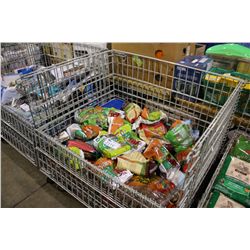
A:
236,81,250,133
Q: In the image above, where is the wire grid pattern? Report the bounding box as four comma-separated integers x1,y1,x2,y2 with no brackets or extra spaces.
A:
37,147,159,208
35,50,244,207
1,105,34,141
188,81,243,204
1,43,105,164
198,130,250,207
1,43,42,74
15,51,109,127
109,49,248,134
234,93,250,133
1,120,36,163
1,43,105,74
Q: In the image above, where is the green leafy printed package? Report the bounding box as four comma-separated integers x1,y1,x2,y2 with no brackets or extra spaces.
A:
213,155,250,207
75,106,125,130
75,107,108,129
164,123,193,153
68,146,84,171
230,135,250,163
115,124,146,152
207,191,245,208
93,135,132,159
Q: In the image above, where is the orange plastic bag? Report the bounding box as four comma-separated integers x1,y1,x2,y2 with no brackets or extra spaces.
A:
95,157,114,170
139,122,167,139
108,116,125,134
81,125,101,139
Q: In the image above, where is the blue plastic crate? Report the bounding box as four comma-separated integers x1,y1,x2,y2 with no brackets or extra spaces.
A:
102,99,125,109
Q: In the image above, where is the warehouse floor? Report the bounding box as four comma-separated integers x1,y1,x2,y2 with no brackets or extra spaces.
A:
1,142,84,208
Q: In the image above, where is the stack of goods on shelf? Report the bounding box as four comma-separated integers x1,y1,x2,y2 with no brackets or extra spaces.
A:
173,44,250,119
201,67,250,114
207,135,250,208
54,100,200,207
205,43,250,73
173,55,213,102
203,44,250,115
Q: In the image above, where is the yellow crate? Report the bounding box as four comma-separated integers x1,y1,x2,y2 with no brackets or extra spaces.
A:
204,73,250,90
237,61,250,75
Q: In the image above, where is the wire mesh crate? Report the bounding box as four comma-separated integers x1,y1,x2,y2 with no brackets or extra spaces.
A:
1,43,104,74
1,43,105,164
233,92,250,133
173,68,250,134
37,148,159,208
198,130,250,207
35,50,245,207
1,105,35,162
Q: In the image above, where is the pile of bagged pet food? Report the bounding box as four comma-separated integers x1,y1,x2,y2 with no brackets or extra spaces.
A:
207,134,250,208
55,102,200,207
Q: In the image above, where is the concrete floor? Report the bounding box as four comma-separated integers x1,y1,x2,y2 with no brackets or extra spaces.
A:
1,142,85,208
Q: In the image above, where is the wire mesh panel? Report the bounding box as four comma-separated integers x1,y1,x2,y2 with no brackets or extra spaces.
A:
1,119,36,163
1,43,105,164
1,43,42,74
36,147,159,208
36,50,244,207
233,91,250,133
1,43,105,74
198,130,250,207
15,51,109,127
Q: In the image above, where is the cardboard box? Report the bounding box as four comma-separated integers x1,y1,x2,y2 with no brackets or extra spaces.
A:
173,56,213,102
195,44,206,56
112,43,196,91
112,43,196,62
43,43,74,64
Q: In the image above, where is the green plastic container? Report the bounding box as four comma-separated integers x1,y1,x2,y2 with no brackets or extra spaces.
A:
206,44,250,62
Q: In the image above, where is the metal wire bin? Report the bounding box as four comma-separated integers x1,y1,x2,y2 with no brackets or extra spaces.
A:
176,69,250,134
198,130,250,207
1,43,105,164
35,50,245,207
233,92,250,133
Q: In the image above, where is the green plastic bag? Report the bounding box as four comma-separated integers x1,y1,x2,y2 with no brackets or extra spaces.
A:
75,107,124,130
116,129,146,152
213,155,250,207
230,135,250,163
164,123,193,153
68,146,84,170
207,191,245,208
93,135,132,159
206,44,250,61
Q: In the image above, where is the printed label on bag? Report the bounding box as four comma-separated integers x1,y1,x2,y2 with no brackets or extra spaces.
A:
215,193,244,208
104,138,121,149
226,157,250,186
